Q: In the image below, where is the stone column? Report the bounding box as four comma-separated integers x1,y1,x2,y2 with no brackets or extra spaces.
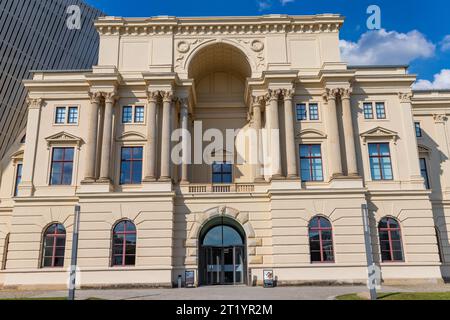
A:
433,114,450,193
252,95,265,182
83,92,101,182
98,92,116,182
180,98,189,184
160,91,173,181
18,98,44,196
340,88,358,176
399,92,425,183
324,88,343,177
266,89,283,179
283,89,299,179
143,91,159,182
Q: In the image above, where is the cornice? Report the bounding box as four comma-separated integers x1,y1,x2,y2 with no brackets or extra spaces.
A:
95,14,344,36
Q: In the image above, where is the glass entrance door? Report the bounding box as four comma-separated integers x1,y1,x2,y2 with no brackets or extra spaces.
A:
204,246,245,285
200,223,246,286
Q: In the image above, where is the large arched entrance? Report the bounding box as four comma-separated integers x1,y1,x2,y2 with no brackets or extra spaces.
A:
198,217,247,286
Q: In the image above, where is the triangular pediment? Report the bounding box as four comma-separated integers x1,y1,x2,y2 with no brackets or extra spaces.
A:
45,132,84,147
360,126,399,144
296,129,327,139
418,144,431,154
116,131,147,142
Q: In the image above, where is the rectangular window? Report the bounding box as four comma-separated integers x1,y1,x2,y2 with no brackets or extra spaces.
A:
120,147,143,185
420,158,430,189
376,102,386,119
68,107,78,124
212,162,233,183
296,104,307,121
415,122,422,137
134,106,145,123
363,103,374,119
368,143,393,180
55,107,66,124
299,144,324,182
50,148,74,185
309,104,319,120
14,163,23,196
122,106,133,123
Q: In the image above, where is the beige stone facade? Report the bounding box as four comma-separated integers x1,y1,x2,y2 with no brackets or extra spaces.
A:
0,14,449,289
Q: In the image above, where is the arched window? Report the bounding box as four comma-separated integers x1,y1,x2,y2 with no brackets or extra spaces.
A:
308,216,334,263
42,223,66,268
378,217,404,262
112,220,137,266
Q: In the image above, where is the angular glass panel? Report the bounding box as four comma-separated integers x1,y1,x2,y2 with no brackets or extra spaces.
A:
387,218,399,229
53,256,64,267
52,148,65,161
381,251,392,262
64,148,74,161
125,255,136,266
378,219,388,229
56,237,66,247
380,240,391,251
68,107,78,124
379,143,390,156
62,163,73,185
311,145,322,157
202,225,243,247
309,241,320,251
392,240,402,251
43,257,53,267
131,162,142,184
319,218,331,229
120,162,131,184
114,222,125,233
122,106,133,123
393,251,403,261
121,148,132,160
321,231,333,241
113,256,123,266
51,163,63,185
310,251,321,262
132,147,143,159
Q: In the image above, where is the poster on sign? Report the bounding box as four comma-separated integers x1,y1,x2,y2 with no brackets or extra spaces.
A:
263,270,274,288
185,270,195,288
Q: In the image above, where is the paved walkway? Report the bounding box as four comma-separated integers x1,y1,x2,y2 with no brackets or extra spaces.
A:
1,284,450,300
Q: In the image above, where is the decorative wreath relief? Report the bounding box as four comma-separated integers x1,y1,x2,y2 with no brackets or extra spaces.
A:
177,40,191,53
250,39,264,52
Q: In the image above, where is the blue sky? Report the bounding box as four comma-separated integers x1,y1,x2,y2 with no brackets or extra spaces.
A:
84,0,450,89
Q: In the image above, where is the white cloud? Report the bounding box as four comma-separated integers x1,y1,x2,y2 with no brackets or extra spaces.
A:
440,35,450,52
413,69,450,90
280,0,295,5
257,0,272,11
340,29,435,65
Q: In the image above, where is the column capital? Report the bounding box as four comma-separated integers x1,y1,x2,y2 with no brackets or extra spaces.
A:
252,95,265,107
103,91,118,104
146,90,161,103
433,113,448,123
26,98,44,110
161,90,174,103
89,92,102,104
322,88,339,102
282,89,295,101
339,87,352,100
398,92,413,103
266,89,282,102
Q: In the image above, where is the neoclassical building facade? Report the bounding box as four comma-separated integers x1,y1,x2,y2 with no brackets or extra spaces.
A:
0,14,449,289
